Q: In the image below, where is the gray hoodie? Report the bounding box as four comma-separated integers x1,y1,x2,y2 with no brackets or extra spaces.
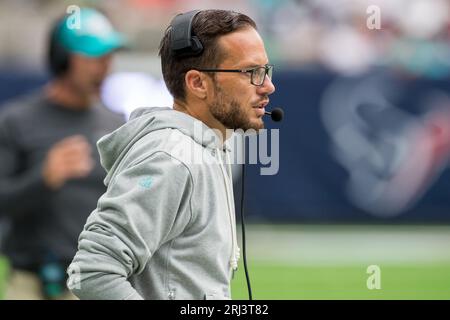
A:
67,107,240,300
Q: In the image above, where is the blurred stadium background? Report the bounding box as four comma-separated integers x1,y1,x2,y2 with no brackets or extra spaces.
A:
1,0,450,299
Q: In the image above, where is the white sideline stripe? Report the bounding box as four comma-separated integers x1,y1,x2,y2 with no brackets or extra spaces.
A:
238,225,450,265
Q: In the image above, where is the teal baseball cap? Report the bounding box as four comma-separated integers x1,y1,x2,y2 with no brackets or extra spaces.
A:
56,8,126,57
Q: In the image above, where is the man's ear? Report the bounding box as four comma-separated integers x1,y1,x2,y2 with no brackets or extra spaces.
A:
185,70,209,100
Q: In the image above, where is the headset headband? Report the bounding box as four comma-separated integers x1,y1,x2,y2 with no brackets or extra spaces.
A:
170,10,204,58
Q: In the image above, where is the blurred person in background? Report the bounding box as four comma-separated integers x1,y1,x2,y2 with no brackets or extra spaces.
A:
67,9,275,300
0,8,125,299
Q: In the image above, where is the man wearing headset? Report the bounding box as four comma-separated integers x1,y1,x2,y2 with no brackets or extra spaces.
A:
68,9,276,300
0,8,124,299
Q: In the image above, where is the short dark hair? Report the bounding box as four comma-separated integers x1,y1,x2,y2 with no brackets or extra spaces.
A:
159,10,257,102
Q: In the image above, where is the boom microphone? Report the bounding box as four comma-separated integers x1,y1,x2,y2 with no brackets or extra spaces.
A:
265,107,284,122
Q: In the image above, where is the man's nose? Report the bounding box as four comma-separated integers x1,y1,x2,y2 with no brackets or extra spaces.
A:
257,75,276,96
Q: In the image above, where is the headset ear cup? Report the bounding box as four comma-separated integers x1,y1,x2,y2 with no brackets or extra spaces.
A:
190,36,203,55
48,22,70,77
50,41,70,77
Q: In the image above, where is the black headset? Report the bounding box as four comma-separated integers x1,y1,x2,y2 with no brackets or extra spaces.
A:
48,18,70,77
169,10,204,58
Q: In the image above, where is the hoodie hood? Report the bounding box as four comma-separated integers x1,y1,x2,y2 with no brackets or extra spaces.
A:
97,107,228,184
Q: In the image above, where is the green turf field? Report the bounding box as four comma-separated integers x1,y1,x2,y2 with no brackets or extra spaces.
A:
1,224,449,300
231,263,450,299
231,224,450,300
0,255,9,300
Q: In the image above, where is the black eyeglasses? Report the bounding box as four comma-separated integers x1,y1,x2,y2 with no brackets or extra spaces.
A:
195,64,274,86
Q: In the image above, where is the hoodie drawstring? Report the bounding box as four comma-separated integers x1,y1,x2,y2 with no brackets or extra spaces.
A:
216,148,240,272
